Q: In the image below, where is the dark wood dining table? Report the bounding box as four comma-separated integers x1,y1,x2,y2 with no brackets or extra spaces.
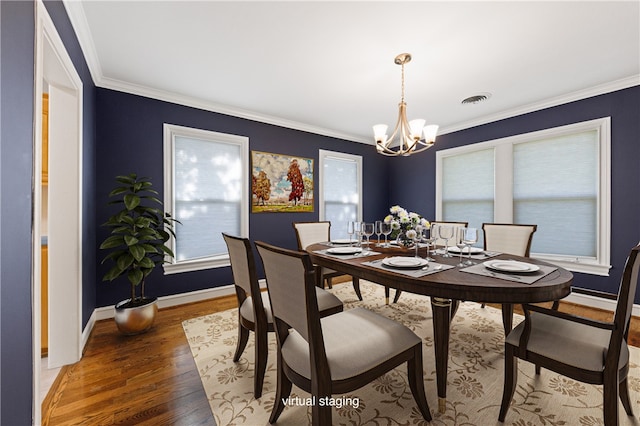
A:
307,242,573,413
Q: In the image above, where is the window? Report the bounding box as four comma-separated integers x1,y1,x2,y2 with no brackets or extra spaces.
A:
319,150,362,240
436,117,610,275
163,124,249,273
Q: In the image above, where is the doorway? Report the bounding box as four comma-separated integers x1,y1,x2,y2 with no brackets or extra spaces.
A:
34,2,84,423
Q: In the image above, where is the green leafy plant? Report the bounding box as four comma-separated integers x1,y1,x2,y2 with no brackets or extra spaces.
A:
99,173,179,307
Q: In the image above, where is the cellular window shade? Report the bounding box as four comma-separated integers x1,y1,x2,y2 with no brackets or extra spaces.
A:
323,157,358,240
513,131,598,257
174,136,242,261
442,148,494,232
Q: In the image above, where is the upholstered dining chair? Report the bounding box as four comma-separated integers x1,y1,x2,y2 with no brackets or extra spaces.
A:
392,220,468,304
255,240,432,426
499,243,640,426
481,223,538,332
222,233,344,399
292,221,363,300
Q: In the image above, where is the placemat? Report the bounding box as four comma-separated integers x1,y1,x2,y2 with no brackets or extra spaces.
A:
362,258,455,278
461,262,558,284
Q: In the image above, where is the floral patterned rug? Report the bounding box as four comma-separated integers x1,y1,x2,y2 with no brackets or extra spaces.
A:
183,281,640,425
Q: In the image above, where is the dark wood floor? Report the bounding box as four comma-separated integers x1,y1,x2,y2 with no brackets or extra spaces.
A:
42,289,639,426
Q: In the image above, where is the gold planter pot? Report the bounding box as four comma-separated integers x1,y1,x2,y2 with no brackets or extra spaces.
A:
114,298,158,335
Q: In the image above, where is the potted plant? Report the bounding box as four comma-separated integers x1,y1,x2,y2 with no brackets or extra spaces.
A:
99,173,179,334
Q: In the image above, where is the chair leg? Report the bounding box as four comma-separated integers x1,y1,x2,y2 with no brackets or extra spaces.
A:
385,286,390,304
498,345,518,422
311,393,332,426
603,372,619,426
253,328,268,399
393,290,402,303
233,323,250,362
619,376,634,416
325,277,333,289
407,346,432,421
269,356,292,424
535,365,541,375
352,277,363,300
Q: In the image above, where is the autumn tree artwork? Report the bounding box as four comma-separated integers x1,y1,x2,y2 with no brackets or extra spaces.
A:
251,151,314,213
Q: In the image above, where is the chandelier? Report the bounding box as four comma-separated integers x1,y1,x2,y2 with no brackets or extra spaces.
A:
373,53,439,157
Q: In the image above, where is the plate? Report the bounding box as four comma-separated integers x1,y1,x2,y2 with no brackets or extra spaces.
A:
330,239,353,245
447,246,484,255
382,256,428,269
483,260,540,274
327,247,362,255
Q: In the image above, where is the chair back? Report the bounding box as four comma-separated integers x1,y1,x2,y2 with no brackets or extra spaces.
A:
292,221,331,250
255,241,320,343
482,223,537,256
431,221,468,247
613,244,640,348
222,233,264,310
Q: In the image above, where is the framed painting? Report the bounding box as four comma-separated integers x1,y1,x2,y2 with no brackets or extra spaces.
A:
251,151,314,213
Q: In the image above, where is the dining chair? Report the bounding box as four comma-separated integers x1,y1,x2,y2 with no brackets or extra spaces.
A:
292,221,363,300
499,243,640,426
255,240,432,425
481,223,538,332
222,233,344,399
392,220,468,304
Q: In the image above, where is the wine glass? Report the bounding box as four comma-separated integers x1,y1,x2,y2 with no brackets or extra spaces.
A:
362,222,375,251
347,221,355,245
455,227,467,266
422,227,435,261
439,226,454,258
353,221,362,247
380,222,392,247
463,227,479,265
375,220,383,246
412,224,423,258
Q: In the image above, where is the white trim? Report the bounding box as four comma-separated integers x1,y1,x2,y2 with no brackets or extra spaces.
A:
565,290,640,318
318,149,363,226
436,118,611,276
163,123,249,274
61,1,638,144
438,75,639,135
92,279,267,321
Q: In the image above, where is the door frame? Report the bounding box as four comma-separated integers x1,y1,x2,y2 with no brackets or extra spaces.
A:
33,1,84,423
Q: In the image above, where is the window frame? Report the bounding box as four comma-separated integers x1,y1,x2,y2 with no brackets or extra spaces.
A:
436,117,611,276
163,123,249,274
318,149,363,229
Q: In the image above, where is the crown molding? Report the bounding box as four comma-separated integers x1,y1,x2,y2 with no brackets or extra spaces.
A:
63,0,638,144
98,76,370,144
438,75,640,136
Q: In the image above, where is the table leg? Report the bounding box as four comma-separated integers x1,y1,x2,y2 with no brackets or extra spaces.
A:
431,297,453,413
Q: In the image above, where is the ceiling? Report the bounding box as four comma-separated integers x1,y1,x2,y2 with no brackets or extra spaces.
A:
63,1,640,144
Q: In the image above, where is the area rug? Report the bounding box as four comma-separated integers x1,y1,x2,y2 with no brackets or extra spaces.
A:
183,281,640,425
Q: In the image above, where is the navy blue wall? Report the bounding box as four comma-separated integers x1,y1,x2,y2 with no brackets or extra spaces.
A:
390,86,640,302
0,2,36,423
95,88,389,307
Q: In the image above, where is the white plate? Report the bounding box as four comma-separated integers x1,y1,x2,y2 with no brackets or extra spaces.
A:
447,246,484,254
382,257,428,269
483,260,540,273
327,247,362,255
330,239,353,245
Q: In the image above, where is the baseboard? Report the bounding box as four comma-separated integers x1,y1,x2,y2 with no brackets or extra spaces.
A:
565,290,640,317
82,279,638,351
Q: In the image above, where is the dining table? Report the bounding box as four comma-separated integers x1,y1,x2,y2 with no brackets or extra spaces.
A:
307,241,573,413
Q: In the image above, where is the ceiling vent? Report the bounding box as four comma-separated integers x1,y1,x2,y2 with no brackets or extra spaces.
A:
461,92,492,105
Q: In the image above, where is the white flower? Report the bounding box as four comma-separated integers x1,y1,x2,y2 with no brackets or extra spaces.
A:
390,205,404,214
420,218,431,228
406,229,417,239
391,221,401,230
383,214,394,223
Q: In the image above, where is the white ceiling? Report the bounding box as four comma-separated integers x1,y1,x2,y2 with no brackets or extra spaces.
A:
64,1,640,144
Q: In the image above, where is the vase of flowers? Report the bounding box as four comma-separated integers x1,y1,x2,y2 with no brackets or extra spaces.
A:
383,205,430,248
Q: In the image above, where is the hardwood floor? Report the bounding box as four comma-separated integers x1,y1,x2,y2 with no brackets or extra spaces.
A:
42,290,639,426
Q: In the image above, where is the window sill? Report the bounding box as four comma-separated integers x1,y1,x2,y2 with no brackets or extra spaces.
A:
163,256,230,275
532,255,611,276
